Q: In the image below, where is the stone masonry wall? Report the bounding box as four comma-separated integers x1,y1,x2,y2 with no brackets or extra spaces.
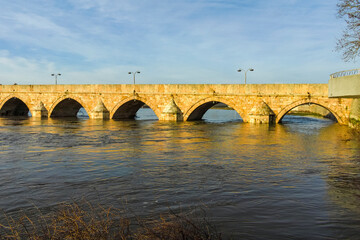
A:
0,84,353,125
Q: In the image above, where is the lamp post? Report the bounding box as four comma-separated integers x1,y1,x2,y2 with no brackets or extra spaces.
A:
128,71,140,85
51,73,61,85
237,68,254,84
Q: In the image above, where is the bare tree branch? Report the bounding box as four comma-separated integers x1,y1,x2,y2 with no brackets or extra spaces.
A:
336,0,360,61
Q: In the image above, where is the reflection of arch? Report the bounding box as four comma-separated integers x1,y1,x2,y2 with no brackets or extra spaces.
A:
276,98,345,124
111,96,159,119
0,96,31,117
184,97,244,121
49,97,88,118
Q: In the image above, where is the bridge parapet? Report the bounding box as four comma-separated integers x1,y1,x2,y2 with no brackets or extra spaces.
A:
329,72,360,98
0,84,329,96
330,68,360,79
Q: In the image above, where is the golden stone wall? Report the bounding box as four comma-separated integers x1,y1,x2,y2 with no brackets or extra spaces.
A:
0,84,353,125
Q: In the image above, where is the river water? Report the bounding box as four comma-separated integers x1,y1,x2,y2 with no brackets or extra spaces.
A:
0,109,360,239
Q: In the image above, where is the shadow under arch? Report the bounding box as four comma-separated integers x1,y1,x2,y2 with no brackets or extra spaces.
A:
0,97,31,117
184,98,243,121
50,97,89,118
276,99,343,124
111,97,159,120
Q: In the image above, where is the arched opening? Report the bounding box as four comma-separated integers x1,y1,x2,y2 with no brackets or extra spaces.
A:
50,98,89,118
112,100,158,120
187,102,242,122
0,97,30,117
279,103,337,124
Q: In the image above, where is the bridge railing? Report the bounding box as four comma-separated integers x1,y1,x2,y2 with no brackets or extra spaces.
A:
330,69,360,78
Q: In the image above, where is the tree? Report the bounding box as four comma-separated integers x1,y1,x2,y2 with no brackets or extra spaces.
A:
337,0,360,61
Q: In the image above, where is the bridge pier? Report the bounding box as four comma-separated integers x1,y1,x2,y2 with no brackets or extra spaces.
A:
32,101,48,118
91,100,110,119
160,99,183,121
247,101,275,124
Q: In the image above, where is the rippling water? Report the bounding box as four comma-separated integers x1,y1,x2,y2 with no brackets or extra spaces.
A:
1,109,360,239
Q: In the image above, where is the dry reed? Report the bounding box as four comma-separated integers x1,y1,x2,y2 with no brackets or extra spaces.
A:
0,201,222,240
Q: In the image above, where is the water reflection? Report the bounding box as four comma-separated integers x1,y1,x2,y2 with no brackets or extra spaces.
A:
0,112,360,239
202,107,242,123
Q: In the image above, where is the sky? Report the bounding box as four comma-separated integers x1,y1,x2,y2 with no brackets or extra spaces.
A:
0,0,358,85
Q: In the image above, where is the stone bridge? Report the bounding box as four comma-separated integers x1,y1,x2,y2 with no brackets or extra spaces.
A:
0,84,353,125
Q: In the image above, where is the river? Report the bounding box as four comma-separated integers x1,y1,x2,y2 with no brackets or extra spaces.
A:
0,108,360,239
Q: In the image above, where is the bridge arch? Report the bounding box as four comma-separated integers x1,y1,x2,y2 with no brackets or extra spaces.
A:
183,97,244,121
110,96,159,120
49,96,90,118
0,95,31,117
276,98,346,124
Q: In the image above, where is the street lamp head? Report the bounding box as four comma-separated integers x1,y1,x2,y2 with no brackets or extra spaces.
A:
238,67,254,84
128,72,132,74
51,73,61,85
136,71,140,74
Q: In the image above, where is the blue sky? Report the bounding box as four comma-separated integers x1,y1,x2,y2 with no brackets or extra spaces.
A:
0,0,357,85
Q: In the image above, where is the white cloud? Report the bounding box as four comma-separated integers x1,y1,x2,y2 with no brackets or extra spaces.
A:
0,52,55,84
0,0,357,85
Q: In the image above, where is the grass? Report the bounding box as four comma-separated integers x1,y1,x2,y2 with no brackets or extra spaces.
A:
0,201,222,240
350,117,360,130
